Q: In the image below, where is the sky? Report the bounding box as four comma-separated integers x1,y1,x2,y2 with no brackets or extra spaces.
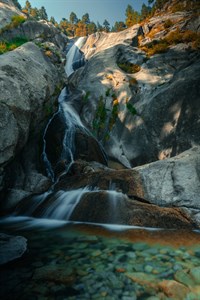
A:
18,0,149,26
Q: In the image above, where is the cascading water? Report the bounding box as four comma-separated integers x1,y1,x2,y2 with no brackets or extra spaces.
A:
2,36,126,228
42,37,88,182
65,37,86,77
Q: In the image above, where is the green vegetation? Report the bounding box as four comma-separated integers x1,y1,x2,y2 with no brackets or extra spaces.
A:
11,0,199,38
105,88,111,97
141,40,169,56
171,1,200,13
82,91,91,103
0,37,28,55
109,98,119,132
91,89,137,141
92,95,107,138
118,62,141,74
140,28,200,56
126,102,137,116
0,15,26,34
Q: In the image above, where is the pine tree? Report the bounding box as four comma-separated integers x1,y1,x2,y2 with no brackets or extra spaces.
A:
82,13,90,25
30,7,39,20
113,21,126,32
23,0,31,15
125,5,141,27
75,21,87,36
97,22,103,32
50,16,56,25
103,19,110,32
87,22,97,35
12,0,21,9
38,6,48,21
141,3,151,20
70,12,78,24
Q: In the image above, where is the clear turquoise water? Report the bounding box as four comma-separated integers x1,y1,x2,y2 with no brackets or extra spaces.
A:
1,218,200,300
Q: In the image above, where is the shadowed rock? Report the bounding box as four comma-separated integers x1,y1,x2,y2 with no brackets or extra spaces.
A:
0,233,27,265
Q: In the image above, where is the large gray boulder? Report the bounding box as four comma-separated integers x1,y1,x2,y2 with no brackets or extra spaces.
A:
134,146,200,225
0,42,66,209
0,19,67,51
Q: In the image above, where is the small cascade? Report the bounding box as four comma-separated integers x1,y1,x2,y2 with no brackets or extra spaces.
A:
16,187,95,221
42,37,87,181
65,37,86,77
42,110,60,182
107,189,127,224
5,36,125,228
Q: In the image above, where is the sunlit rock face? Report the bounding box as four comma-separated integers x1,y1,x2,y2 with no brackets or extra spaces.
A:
69,11,200,169
0,0,25,29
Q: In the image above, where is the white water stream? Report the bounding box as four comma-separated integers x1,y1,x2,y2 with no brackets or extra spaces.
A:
1,37,130,229
42,37,87,181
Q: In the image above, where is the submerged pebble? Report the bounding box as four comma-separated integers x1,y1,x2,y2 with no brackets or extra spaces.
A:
1,226,200,300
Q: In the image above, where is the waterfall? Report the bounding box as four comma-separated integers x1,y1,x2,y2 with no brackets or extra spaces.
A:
65,37,86,77
15,186,94,221
1,36,125,229
42,37,87,181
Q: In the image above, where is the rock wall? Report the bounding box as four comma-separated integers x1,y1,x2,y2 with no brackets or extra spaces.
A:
69,9,200,169
0,0,68,210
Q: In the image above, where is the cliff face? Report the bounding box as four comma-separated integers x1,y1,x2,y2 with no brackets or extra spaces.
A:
71,6,200,168
0,0,68,209
67,1,200,224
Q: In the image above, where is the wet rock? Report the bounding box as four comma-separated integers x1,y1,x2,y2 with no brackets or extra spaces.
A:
158,280,189,299
33,264,76,284
0,40,66,208
0,233,27,265
69,189,193,228
74,130,108,165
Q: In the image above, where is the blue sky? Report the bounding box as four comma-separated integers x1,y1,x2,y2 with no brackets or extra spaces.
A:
18,0,149,26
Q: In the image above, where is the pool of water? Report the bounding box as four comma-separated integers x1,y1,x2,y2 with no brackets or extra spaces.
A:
1,219,200,300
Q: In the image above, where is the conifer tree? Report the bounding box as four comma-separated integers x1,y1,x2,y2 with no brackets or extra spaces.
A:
87,22,97,34
141,3,151,20
38,6,48,21
70,12,78,24
12,0,21,9
103,19,110,32
82,13,90,25
23,0,31,15
97,22,103,32
125,5,140,27
113,21,126,32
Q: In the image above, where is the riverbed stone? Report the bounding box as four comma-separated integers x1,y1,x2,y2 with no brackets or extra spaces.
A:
174,269,195,287
0,233,27,265
189,266,200,284
158,280,189,299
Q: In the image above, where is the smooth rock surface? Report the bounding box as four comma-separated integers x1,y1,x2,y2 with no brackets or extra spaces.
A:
133,146,200,225
69,10,200,168
0,41,66,208
0,0,25,29
0,233,27,265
